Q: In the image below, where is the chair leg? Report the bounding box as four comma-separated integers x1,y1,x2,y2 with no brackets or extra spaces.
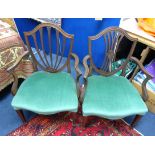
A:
16,110,26,123
71,112,77,127
77,101,82,115
82,116,88,128
131,115,142,127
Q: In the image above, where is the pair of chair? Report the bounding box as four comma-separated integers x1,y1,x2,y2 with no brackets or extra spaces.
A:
8,23,153,127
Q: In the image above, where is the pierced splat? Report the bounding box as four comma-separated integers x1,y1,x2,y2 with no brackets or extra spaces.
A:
24,23,74,73
107,50,115,60
89,27,137,76
106,50,115,72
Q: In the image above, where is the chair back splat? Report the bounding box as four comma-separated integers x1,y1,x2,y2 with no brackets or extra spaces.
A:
24,23,74,73
88,27,137,77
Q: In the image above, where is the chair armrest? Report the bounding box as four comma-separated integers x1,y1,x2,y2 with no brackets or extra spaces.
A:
7,50,30,73
70,53,82,98
83,55,90,79
79,55,91,103
6,50,30,95
130,56,153,101
130,56,153,79
71,53,82,77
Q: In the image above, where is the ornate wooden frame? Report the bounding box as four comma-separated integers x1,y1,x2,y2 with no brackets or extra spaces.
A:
81,27,153,127
8,23,82,96
7,23,82,123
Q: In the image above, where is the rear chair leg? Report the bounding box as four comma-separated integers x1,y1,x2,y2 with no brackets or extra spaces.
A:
71,112,77,127
82,116,88,128
16,110,26,123
131,115,142,127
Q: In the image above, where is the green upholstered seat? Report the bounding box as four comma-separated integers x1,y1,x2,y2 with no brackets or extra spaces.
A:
12,71,78,115
82,75,148,119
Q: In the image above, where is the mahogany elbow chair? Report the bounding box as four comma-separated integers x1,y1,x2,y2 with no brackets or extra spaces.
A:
81,27,153,127
8,23,82,123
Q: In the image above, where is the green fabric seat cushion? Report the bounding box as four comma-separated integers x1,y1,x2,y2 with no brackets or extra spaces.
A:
12,71,78,115
82,75,148,119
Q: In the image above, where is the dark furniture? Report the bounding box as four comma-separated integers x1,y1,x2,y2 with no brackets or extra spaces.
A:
81,27,153,127
8,23,82,122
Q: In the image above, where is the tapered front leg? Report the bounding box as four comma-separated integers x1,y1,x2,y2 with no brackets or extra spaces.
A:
131,115,142,127
16,110,26,123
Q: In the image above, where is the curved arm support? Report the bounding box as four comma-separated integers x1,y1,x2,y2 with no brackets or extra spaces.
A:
6,50,30,95
7,50,30,73
79,55,91,103
71,53,82,78
130,56,153,101
11,72,18,96
70,53,82,98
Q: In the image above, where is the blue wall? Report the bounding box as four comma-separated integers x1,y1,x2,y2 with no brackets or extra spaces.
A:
14,18,120,62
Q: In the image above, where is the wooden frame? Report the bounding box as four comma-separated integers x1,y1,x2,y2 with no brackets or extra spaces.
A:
7,23,82,122
81,27,153,127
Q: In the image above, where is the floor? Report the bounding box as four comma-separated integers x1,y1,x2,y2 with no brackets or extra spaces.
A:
1,64,155,136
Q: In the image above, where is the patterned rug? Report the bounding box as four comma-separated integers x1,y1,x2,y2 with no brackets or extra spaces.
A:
8,113,141,136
